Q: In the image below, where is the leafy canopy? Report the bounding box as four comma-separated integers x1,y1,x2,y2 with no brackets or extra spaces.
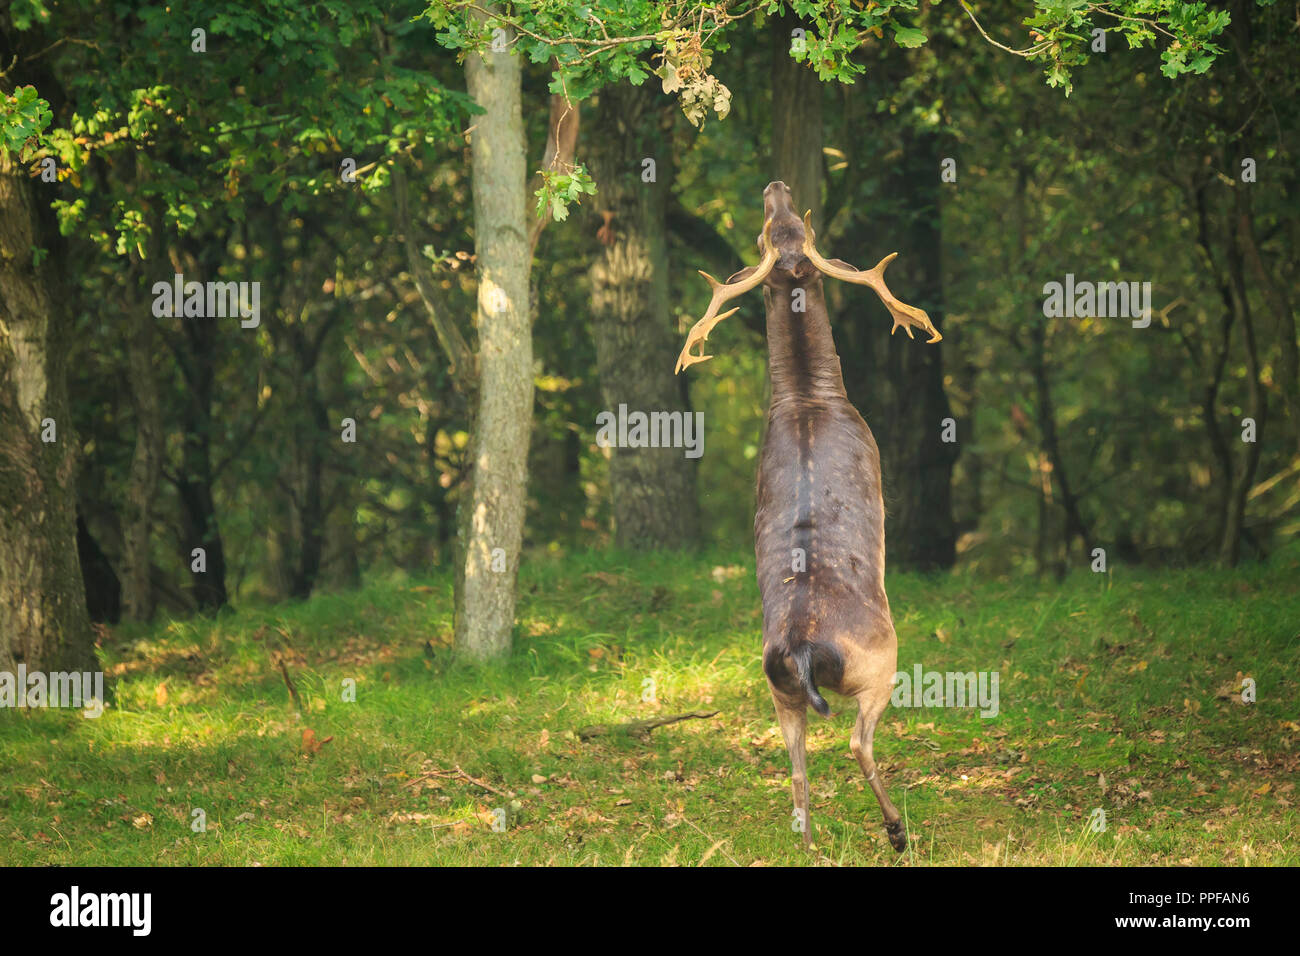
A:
422,0,1232,217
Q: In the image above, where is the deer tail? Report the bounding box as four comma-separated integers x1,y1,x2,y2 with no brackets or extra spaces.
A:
792,643,831,717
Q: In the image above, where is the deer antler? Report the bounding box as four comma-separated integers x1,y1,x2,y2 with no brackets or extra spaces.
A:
800,211,942,344
674,218,779,374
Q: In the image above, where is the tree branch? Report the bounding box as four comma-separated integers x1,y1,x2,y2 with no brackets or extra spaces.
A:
576,710,720,741
392,161,478,396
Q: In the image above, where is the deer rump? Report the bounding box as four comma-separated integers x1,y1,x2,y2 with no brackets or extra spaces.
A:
755,397,891,716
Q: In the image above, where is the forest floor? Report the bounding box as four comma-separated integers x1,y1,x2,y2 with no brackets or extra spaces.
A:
2,547,1297,866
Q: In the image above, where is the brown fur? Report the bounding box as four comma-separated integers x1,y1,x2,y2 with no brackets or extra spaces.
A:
752,182,906,852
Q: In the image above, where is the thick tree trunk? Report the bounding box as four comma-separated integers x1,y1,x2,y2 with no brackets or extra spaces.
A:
0,149,97,673
587,84,700,549
840,128,958,572
771,11,824,234
456,13,532,661
882,129,958,572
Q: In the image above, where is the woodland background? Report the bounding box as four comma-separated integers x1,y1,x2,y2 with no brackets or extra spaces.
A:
2,1,1297,868
1,0,1296,668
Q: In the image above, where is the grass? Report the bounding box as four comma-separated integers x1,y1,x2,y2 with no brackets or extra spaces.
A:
2,546,1297,866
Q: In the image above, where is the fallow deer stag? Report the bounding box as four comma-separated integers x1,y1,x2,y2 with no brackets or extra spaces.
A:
675,182,941,852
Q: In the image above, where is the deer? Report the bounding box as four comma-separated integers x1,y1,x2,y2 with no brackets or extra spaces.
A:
674,182,941,853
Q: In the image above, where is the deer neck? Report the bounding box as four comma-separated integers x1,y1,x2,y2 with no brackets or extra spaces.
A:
763,279,847,405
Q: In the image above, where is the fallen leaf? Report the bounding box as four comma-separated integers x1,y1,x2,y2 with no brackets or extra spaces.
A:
699,838,729,864
300,728,334,755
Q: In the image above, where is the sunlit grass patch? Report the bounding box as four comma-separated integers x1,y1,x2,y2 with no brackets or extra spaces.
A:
1,546,1296,866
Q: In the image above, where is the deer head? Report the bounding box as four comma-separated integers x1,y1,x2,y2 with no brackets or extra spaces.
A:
675,181,941,374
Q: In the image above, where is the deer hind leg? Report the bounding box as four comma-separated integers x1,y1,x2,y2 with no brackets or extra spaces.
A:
771,692,812,846
852,685,906,852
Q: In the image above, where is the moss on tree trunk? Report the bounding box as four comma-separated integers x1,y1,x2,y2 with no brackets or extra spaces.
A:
0,149,96,674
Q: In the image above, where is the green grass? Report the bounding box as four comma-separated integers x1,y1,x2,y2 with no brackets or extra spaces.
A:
2,547,1297,866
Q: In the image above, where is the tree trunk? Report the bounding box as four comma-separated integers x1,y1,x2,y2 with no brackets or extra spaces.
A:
456,11,532,661
164,239,230,610
1219,188,1267,566
288,344,328,599
0,148,97,673
1190,182,1238,552
76,512,121,624
321,337,361,591
1030,318,1090,563
884,127,958,571
174,316,229,610
123,260,162,620
265,507,294,601
322,481,361,590
771,11,824,234
586,84,700,549
841,127,958,572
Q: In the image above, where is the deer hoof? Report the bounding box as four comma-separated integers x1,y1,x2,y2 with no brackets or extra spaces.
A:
885,820,907,853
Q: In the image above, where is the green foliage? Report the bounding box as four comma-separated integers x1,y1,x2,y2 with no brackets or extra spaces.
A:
1012,0,1230,92
7,0,51,31
0,85,53,159
424,0,672,101
778,0,919,81
418,0,1234,224
533,164,596,221
20,0,476,257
